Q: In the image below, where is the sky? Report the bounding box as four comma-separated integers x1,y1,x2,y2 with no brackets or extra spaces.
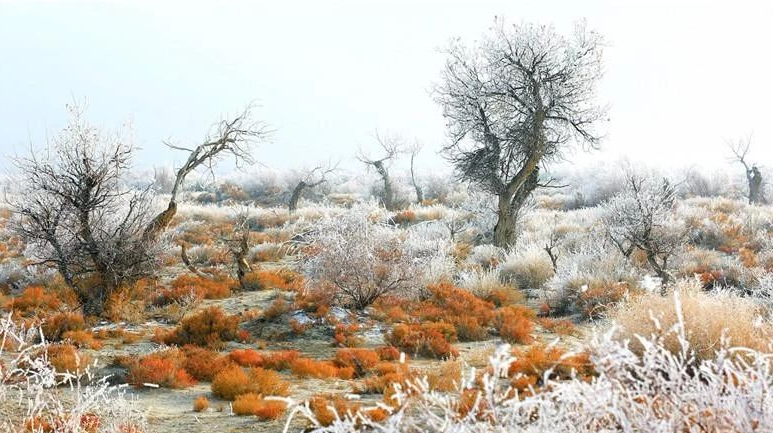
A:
1,0,772,176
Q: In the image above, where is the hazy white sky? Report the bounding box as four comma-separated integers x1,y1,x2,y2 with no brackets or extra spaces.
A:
1,0,772,175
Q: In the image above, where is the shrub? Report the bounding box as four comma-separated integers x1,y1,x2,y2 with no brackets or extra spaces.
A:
161,306,240,348
261,350,300,371
425,359,463,392
62,330,103,349
156,274,233,305
232,393,287,420
386,322,458,359
229,348,264,367
290,358,346,379
493,305,535,344
243,269,302,291
308,395,361,427
211,365,254,400
4,285,61,314
375,346,403,362
181,345,234,381
419,282,495,342
41,312,86,342
537,318,577,336
250,367,291,396
46,343,91,374
576,280,633,319
613,280,773,361
499,247,555,290
333,322,363,347
333,348,380,376
128,349,196,389
193,396,209,412
303,206,422,309
211,365,290,400
508,344,594,392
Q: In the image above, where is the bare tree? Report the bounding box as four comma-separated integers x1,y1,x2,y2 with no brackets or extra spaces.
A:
143,104,270,242
357,131,403,211
9,105,157,315
408,141,424,204
288,162,338,212
434,19,607,247
728,136,765,204
602,173,686,290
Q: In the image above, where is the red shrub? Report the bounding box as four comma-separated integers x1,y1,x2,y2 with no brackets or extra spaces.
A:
232,393,287,420
333,322,363,347
211,366,290,400
333,348,380,376
41,312,86,342
193,396,209,412
4,286,61,314
494,306,535,344
182,345,234,381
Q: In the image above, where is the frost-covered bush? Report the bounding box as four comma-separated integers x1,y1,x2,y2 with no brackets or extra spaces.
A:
498,244,555,291
303,205,423,309
602,173,687,285
0,315,146,433
284,292,773,433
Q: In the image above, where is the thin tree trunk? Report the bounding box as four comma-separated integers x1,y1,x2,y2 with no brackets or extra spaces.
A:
288,181,307,213
373,161,394,210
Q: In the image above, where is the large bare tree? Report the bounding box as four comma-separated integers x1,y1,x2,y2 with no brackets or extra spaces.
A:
143,105,270,242
9,104,268,316
728,136,765,204
434,19,607,247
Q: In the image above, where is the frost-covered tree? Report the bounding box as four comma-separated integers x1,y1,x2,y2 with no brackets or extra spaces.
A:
434,19,607,247
602,173,686,287
303,205,419,309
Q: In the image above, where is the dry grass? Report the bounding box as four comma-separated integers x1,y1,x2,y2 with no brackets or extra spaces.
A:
613,279,773,360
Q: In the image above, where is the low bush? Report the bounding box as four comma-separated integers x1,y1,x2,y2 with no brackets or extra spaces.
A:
41,312,86,342
128,349,196,389
386,322,458,359
232,393,287,420
261,350,301,371
211,366,290,400
155,274,233,305
229,348,264,367
4,285,62,315
508,344,595,393
613,280,773,360
161,306,240,348
62,330,102,349
333,348,380,376
181,345,234,381
46,343,91,374
262,298,291,322
290,358,352,379
193,396,209,412
333,322,363,347
493,305,535,344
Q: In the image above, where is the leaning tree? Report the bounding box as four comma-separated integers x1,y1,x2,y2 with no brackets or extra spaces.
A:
357,131,403,211
9,104,269,316
434,19,607,247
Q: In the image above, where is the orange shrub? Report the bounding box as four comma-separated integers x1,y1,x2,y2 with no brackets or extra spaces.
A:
333,322,363,347
211,366,290,400
182,345,234,381
538,318,577,336
261,350,300,371
62,330,102,349
232,393,287,419
386,322,458,359
494,306,534,344
161,306,240,348
4,286,61,314
128,349,196,389
41,312,86,342
577,281,631,320
508,345,595,392
211,365,254,400
290,358,350,379
309,395,361,426
229,348,264,367
193,396,209,412
46,343,90,374
414,282,496,342
156,274,233,306
333,348,380,376
359,363,413,394
250,367,291,396
375,346,403,362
